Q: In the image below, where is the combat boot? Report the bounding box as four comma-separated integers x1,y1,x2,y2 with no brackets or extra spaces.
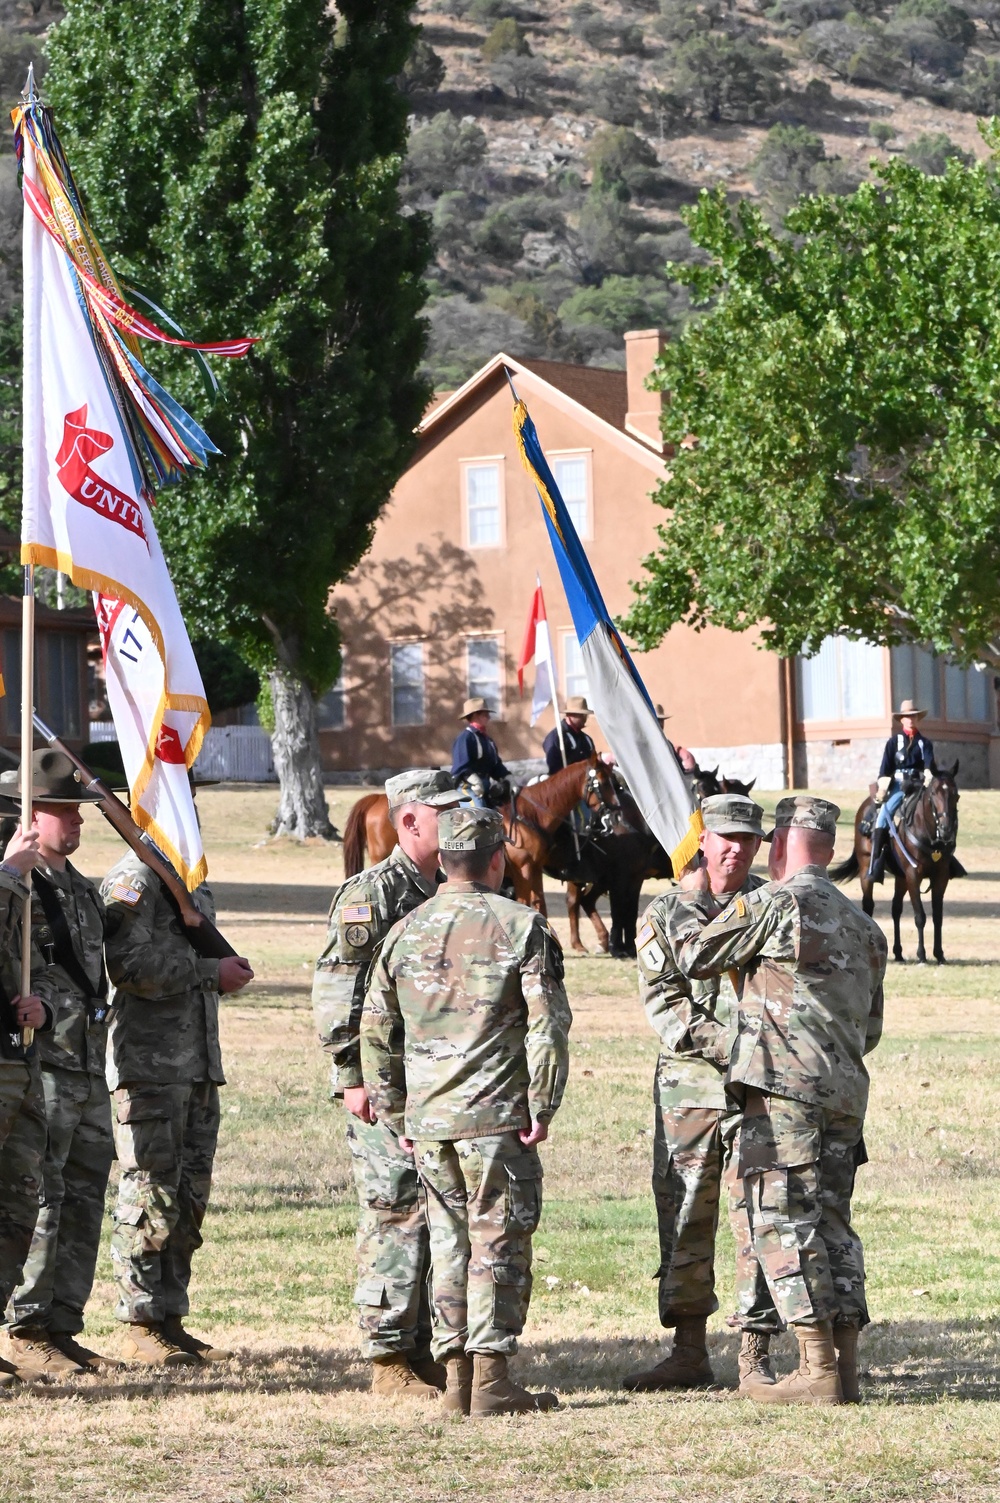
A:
622,1317,715,1391
410,1351,447,1392
49,1333,124,1373
833,1323,861,1404
162,1315,232,1362
737,1331,775,1398
5,1327,86,1378
751,1321,843,1406
469,1353,558,1417
867,827,890,884
120,1321,200,1367
0,1356,20,1388
440,1353,474,1415
370,1354,441,1399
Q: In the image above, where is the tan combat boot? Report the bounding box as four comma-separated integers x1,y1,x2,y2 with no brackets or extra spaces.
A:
5,1328,86,1378
440,1353,474,1415
370,1354,441,1399
469,1353,558,1417
121,1321,200,1367
162,1315,232,1362
833,1323,861,1404
0,1355,20,1389
751,1321,843,1406
50,1333,124,1373
410,1351,447,1392
737,1331,775,1398
622,1317,715,1391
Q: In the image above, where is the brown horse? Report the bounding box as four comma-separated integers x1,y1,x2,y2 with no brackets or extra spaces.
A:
830,764,961,964
341,757,620,920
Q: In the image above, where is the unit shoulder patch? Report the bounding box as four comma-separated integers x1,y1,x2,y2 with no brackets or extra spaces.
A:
639,939,666,973
344,923,370,948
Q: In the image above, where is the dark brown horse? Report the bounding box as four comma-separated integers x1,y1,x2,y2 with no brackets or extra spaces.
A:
341,757,620,924
830,764,961,964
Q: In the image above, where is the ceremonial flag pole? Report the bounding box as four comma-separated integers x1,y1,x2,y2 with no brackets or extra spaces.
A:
18,67,38,1047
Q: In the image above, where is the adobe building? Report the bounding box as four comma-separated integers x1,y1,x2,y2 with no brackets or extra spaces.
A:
325,331,999,789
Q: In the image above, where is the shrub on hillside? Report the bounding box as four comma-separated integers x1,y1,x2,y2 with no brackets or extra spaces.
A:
396,37,446,97
587,126,660,198
405,112,487,199
482,17,530,59
752,123,860,216
665,30,787,122
903,130,975,173
588,64,645,125
489,51,549,103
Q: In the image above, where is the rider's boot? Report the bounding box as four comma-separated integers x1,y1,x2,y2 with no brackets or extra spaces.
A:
867,826,889,884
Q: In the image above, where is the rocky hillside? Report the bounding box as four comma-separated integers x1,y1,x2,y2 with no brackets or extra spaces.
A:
407,0,1000,383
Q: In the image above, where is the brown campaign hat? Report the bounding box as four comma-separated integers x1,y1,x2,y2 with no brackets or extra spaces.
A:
438,805,505,852
385,768,462,812
460,697,489,720
763,794,841,841
0,749,105,805
565,696,590,717
893,699,928,720
654,703,672,722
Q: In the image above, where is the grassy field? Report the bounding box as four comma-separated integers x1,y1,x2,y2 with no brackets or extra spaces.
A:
2,784,999,1502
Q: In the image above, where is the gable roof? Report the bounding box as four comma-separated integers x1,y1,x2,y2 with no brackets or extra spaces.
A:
414,351,667,478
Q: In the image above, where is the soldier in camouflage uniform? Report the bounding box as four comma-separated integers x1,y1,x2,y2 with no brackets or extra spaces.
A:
676,796,887,1406
0,820,51,1390
102,835,254,1366
313,768,460,1399
3,753,117,1379
361,805,572,1419
624,795,779,1395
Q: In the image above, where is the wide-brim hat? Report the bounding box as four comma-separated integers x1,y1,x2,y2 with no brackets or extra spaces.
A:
654,703,672,722
893,699,928,720
565,696,590,717
461,697,489,719
0,750,107,805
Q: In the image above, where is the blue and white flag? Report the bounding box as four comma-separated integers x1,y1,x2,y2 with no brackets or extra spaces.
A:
512,395,702,872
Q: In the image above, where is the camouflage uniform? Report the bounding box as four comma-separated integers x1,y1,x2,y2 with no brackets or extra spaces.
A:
638,876,778,1334
361,833,571,1361
0,870,49,1315
677,860,886,1330
313,843,441,1359
101,846,224,1326
6,862,112,1338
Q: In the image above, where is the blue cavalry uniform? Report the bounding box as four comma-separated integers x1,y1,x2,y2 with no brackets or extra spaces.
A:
451,699,510,807
869,700,934,881
542,722,595,775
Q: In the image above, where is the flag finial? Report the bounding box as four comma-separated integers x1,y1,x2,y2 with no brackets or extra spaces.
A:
22,64,37,105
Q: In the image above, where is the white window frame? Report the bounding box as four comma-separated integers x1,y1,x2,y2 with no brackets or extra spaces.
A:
460,457,505,550
317,668,347,731
465,633,505,718
796,636,885,723
561,630,589,702
389,640,426,727
549,449,593,539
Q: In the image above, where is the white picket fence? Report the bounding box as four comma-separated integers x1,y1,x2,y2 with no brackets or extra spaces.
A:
89,722,277,783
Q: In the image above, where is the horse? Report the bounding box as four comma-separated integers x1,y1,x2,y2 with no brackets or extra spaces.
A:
829,763,961,965
721,775,757,797
340,757,620,922
556,783,672,958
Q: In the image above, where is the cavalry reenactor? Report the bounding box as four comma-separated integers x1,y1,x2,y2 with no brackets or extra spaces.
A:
3,752,116,1378
101,831,253,1366
624,794,779,1396
361,805,571,1419
312,768,460,1399
451,698,510,806
869,699,935,881
542,696,595,774
676,796,887,1406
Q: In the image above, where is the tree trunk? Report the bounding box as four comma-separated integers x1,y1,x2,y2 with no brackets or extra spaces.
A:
269,666,337,840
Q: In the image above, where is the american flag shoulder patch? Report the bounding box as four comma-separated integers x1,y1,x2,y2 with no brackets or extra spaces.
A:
342,903,373,923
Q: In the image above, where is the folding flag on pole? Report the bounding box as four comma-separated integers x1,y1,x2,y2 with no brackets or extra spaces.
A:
511,391,703,872
517,575,557,727
15,83,256,889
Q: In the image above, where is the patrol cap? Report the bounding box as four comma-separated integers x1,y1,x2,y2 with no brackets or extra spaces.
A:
438,805,505,852
701,793,765,837
763,795,841,841
385,768,461,812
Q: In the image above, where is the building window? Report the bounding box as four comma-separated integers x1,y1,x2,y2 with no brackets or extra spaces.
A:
562,632,589,702
890,643,941,719
390,642,425,726
945,660,992,723
43,634,82,738
891,643,993,724
466,636,503,716
796,636,884,722
316,670,346,731
464,461,503,548
552,453,591,537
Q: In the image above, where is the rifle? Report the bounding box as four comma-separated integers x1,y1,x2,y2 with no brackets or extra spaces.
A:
32,713,237,960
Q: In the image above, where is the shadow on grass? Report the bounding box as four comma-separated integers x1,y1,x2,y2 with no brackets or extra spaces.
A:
36,1320,1000,1407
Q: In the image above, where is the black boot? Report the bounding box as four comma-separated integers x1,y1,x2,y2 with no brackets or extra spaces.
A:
867,826,889,884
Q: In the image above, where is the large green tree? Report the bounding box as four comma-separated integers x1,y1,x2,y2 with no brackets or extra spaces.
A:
623,130,1000,672
47,0,431,836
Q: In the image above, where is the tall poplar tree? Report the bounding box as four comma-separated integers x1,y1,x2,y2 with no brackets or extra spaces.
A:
46,1,431,836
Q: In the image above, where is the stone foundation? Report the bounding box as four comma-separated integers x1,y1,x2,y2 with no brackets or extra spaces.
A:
795,737,992,789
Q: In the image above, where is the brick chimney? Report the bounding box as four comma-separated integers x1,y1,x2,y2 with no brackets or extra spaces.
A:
624,328,667,451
